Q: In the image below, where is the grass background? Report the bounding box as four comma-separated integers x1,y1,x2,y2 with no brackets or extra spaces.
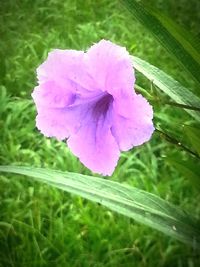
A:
0,0,200,266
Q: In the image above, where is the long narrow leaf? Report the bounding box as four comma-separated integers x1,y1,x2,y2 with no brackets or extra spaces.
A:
184,125,200,156
0,165,200,248
121,0,200,85
148,7,200,66
132,56,200,122
167,156,200,190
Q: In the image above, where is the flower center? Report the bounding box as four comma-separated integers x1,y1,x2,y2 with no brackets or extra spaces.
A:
92,94,113,119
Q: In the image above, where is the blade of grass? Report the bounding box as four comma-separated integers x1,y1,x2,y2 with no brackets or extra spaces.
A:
167,156,200,190
147,5,200,66
121,0,200,85
0,165,200,248
184,125,200,157
132,56,200,122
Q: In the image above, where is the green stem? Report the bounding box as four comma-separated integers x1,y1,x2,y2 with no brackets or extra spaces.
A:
135,84,200,111
158,101,200,111
156,128,200,159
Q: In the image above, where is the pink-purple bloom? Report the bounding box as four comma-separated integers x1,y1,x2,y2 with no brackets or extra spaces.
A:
32,40,154,175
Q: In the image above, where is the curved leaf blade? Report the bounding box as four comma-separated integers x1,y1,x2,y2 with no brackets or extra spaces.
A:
132,56,200,122
121,0,200,84
0,165,199,248
148,7,200,66
167,156,200,190
184,125,200,156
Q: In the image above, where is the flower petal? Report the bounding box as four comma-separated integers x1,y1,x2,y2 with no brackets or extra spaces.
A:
32,81,76,109
35,101,95,140
35,107,70,140
86,40,135,96
37,49,96,94
32,40,155,176
67,110,120,176
111,94,154,151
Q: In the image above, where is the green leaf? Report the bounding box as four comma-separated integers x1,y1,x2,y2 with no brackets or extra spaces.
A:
121,0,200,84
184,125,200,156
167,156,200,190
0,165,200,248
147,6,200,66
132,56,200,122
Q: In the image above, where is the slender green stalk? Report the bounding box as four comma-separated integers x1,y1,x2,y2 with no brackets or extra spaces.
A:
156,128,200,160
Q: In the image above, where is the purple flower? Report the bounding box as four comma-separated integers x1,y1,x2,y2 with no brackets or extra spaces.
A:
32,40,154,175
